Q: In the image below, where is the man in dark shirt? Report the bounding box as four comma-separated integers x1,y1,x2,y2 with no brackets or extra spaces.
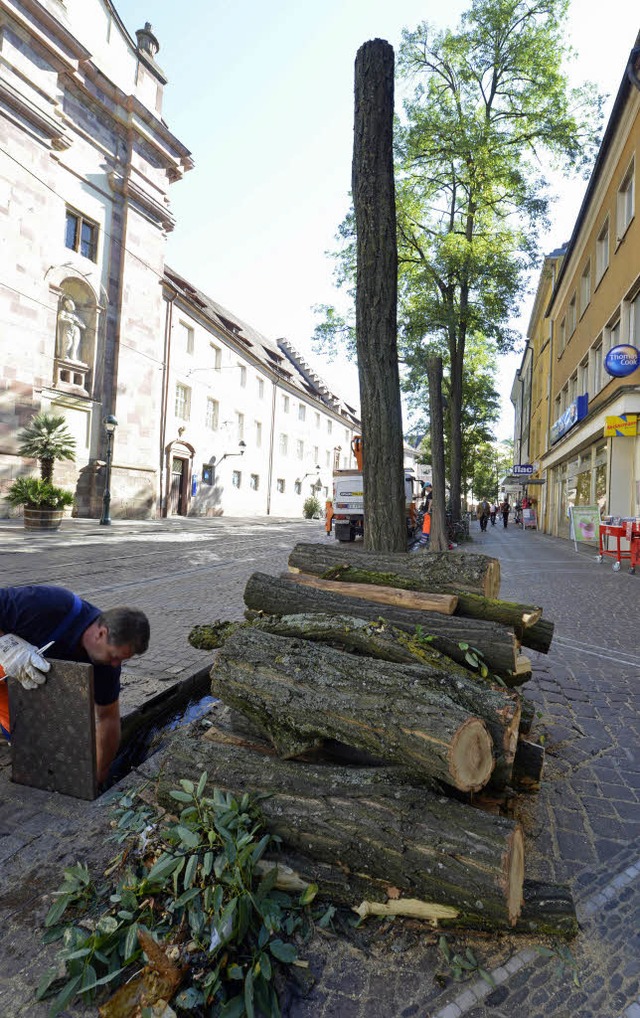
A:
0,585,150,784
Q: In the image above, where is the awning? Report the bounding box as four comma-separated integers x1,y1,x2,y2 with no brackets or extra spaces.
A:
501,476,546,486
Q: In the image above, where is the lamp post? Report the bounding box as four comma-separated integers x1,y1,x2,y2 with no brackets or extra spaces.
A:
99,415,118,525
212,440,246,467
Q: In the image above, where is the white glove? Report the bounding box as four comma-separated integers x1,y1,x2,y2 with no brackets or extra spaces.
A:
0,634,51,690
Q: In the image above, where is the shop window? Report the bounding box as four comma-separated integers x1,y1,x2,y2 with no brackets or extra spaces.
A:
276,478,285,493
65,207,98,261
616,159,635,240
596,218,609,282
232,470,242,488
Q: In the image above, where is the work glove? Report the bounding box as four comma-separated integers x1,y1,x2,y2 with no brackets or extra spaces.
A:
0,634,51,690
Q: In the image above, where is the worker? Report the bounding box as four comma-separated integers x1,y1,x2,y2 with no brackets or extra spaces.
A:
0,585,150,784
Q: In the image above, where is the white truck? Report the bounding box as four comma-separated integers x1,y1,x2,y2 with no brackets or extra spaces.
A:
330,464,420,543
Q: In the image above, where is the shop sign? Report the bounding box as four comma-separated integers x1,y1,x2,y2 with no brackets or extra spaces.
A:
604,345,640,378
568,504,600,543
513,464,534,475
550,394,588,445
604,414,638,438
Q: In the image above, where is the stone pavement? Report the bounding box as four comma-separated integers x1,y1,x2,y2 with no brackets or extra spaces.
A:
0,516,638,1016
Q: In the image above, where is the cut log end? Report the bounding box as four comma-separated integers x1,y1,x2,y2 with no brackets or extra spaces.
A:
506,826,525,926
448,718,494,792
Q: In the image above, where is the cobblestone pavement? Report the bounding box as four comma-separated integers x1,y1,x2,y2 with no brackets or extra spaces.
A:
0,517,638,1017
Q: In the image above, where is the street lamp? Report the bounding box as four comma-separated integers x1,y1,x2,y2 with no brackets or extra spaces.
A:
213,440,246,466
99,415,118,525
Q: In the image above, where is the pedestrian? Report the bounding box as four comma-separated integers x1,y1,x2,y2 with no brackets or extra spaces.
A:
476,498,490,532
0,585,150,785
490,502,498,526
500,498,511,528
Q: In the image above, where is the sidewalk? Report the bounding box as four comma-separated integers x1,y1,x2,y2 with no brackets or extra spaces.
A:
0,519,638,1016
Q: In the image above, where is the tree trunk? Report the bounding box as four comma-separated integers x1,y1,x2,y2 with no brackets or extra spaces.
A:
352,40,406,553
156,716,524,927
281,572,458,614
426,354,449,552
244,571,518,678
211,628,496,791
288,542,501,597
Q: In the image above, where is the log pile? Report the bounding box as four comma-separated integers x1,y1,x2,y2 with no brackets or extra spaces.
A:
169,542,576,937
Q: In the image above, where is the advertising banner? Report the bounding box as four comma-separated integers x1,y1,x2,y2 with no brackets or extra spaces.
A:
551,394,588,444
568,505,601,549
604,414,638,437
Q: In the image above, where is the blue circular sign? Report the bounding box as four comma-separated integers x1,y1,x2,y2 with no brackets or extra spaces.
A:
604,345,640,378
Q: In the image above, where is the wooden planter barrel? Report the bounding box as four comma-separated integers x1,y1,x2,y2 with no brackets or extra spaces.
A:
23,507,64,531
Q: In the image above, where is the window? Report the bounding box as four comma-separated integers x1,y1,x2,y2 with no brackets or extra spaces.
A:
596,218,609,282
606,318,620,354
617,159,635,239
276,478,285,493
282,395,290,413
568,294,577,337
313,445,319,463
255,420,262,447
279,433,288,456
202,463,214,486
578,357,588,395
325,450,331,468
591,339,603,394
345,429,350,443
236,412,245,441
568,372,578,403
558,318,566,355
250,474,259,490
257,377,264,398
296,439,304,460
179,321,194,354
211,343,222,370
239,364,247,387
580,262,591,315
294,480,302,495
65,207,98,261
327,419,332,434
628,291,640,344
315,413,321,428
298,404,306,422
232,471,242,488
205,398,219,430
175,383,191,420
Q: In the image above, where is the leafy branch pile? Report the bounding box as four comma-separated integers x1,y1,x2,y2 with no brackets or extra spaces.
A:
36,774,325,1017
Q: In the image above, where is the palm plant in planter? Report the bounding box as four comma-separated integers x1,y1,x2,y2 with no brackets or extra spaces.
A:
6,478,74,530
16,410,76,482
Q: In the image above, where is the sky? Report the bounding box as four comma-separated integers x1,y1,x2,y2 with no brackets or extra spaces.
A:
114,0,639,441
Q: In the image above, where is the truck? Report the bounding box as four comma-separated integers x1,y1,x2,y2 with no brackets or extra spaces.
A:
327,436,421,542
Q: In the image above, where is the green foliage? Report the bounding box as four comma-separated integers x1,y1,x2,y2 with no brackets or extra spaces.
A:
302,495,322,519
436,934,495,987
457,641,506,687
5,477,74,510
17,411,76,482
36,777,322,1016
536,941,580,986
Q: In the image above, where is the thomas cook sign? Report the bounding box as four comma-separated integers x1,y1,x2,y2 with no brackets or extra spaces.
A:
604,345,640,378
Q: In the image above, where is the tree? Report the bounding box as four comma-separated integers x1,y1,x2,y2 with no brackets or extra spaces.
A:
17,410,76,483
315,0,601,523
352,40,406,552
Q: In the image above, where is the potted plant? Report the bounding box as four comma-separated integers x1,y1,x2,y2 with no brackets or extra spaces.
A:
16,410,76,482
5,477,74,531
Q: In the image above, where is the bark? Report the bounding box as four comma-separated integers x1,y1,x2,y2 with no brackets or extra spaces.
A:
515,880,578,938
288,542,501,597
353,40,405,553
244,571,518,678
426,355,449,552
156,716,524,926
211,628,495,791
518,697,537,736
510,738,545,791
282,572,458,614
520,617,555,654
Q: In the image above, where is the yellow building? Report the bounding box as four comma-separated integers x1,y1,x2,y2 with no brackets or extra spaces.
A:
536,42,640,538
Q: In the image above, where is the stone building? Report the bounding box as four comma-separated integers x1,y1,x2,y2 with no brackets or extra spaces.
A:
512,37,640,538
0,0,363,519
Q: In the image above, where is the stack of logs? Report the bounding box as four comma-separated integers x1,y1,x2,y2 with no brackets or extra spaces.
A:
159,543,577,937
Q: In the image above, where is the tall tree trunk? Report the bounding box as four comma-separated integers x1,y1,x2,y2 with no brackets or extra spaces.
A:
353,39,405,553
426,354,448,551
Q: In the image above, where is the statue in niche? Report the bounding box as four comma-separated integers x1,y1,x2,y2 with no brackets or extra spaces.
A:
57,297,86,363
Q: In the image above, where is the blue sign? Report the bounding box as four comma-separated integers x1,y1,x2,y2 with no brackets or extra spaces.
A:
604,345,640,378
513,464,534,475
551,394,588,445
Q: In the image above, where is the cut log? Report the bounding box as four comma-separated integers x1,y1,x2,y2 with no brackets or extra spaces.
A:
156,717,524,927
288,543,501,597
211,629,496,792
510,738,545,792
281,572,458,615
518,697,537,736
245,572,519,678
520,617,555,654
